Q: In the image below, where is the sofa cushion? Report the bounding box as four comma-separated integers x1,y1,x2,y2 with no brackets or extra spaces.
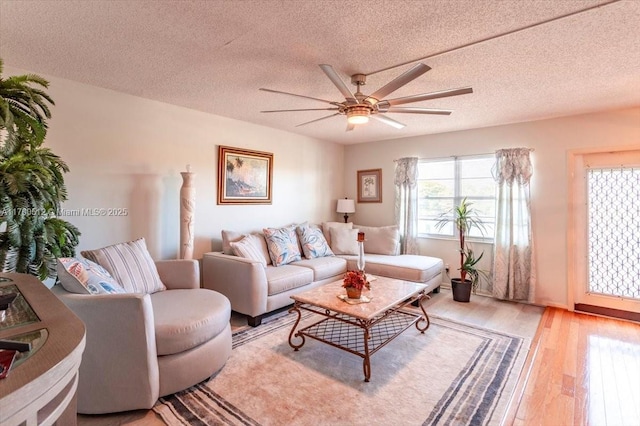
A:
293,256,347,281
81,238,166,294
151,288,231,356
354,225,400,255
321,221,352,247
230,234,269,267
340,254,443,283
221,230,244,254
330,228,360,255
57,257,126,295
263,225,302,266
296,224,334,259
265,264,314,296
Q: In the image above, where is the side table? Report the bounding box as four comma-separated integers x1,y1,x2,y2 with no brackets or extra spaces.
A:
0,273,86,426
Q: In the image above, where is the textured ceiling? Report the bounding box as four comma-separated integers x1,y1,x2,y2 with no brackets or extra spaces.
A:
1,0,639,145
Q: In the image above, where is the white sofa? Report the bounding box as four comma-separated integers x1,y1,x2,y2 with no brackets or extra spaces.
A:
202,223,443,326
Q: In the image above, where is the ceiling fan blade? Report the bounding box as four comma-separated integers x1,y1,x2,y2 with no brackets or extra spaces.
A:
371,114,406,129
383,107,452,115
379,87,473,108
295,113,341,128
346,122,356,132
259,88,341,106
261,108,340,113
367,63,431,102
319,64,357,103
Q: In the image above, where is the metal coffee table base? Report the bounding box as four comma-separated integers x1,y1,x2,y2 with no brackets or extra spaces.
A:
288,293,430,382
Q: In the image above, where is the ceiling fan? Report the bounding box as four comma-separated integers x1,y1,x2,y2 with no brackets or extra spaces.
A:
259,63,473,131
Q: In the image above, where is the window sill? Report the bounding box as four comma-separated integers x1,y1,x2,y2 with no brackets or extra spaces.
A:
417,234,494,245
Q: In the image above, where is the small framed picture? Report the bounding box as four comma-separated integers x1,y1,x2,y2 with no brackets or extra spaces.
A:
218,146,273,205
357,168,382,203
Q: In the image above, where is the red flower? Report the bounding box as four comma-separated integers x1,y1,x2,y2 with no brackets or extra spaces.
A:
342,270,370,290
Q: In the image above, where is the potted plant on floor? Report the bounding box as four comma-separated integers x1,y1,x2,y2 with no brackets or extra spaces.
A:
0,59,80,280
436,198,488,302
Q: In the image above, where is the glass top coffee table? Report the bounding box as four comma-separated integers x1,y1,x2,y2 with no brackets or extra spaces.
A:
288,276,430,382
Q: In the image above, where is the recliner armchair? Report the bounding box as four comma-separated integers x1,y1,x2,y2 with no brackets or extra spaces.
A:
52,259,232,414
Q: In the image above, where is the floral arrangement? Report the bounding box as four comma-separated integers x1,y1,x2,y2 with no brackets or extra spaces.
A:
342,270,370,290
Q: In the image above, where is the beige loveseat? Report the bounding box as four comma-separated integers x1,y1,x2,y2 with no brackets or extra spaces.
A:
202,222,443,326
52,239,232,414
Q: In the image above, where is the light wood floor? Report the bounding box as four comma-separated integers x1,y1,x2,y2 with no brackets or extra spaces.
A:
507,306,640,426
77,289,640,426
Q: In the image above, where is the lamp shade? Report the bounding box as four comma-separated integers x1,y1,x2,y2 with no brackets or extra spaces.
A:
336,198,355,214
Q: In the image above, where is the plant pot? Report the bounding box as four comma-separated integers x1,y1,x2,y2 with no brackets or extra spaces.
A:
451,278,472,303
345,286,362,299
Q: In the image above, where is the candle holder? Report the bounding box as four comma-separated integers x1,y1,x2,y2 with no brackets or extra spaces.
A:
356,232,365,273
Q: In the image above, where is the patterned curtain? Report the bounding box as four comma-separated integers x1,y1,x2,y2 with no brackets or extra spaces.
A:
394,157,419,254
492,148,536,301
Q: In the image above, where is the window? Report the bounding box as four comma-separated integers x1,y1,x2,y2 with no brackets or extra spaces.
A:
417,155,496,240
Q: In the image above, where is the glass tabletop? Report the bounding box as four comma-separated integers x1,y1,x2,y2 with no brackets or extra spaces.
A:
0,284,40,331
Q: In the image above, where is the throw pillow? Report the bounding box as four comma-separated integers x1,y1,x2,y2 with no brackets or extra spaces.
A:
221,230,244,254
81,238,166,294
57,257,126,294
353,225,401,255
221,230,271,265
253,233,272,266
263,225,302,266
296,224,334,259
230,234,269,267
329,228,360,255
321,221,353,247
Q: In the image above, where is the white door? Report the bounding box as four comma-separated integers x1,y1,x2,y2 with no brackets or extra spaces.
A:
572,149,640,314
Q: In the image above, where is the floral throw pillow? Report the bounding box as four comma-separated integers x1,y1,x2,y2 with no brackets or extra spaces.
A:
296,224,334,259
263,226,302,266
57,257,126,294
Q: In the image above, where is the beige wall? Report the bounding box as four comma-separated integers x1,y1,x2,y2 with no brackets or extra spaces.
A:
5,66,344,260
343,108,640,308
6,66,639,308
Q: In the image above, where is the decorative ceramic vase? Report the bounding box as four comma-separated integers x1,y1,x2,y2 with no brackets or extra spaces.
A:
346,286,362,299
180,168,196,260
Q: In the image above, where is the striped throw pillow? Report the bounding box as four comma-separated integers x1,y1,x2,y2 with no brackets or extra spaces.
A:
81,238,166,294
230,234,269,267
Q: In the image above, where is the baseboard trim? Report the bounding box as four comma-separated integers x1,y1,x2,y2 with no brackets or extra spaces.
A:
574,303,640,323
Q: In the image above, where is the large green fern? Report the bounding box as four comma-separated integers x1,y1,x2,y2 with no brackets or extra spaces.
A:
0,58,80,281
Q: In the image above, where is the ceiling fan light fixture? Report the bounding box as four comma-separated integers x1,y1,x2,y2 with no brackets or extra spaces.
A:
260,62,473,132
346,106,371,124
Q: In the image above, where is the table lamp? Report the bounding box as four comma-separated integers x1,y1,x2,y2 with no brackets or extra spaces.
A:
336,198,355,223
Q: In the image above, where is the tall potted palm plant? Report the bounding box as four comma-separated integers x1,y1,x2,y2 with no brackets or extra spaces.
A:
0,59,80,280
436,198,487,302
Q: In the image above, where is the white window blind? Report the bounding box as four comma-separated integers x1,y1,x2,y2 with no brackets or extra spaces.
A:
417,155,496,240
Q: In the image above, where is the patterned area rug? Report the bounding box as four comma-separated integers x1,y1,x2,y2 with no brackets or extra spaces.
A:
153,310,530,426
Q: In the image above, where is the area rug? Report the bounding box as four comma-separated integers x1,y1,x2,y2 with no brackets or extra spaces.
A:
153,310,530,426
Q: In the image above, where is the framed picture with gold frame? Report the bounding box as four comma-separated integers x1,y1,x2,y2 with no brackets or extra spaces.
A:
357,168,382,203
217,146,273,205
